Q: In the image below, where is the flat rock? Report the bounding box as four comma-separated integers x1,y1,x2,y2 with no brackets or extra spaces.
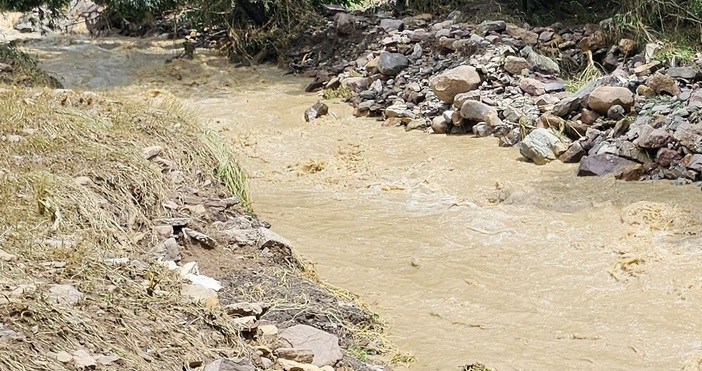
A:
577,154,644,180
666,66,701,80
280,325,342,367
278,359,322,371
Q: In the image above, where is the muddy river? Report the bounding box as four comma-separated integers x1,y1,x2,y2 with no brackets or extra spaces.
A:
15,34,702,370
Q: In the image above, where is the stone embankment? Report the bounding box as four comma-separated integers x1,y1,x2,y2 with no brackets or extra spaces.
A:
292,8,702,185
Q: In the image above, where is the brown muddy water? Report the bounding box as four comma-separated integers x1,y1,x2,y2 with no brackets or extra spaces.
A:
18,34,702,370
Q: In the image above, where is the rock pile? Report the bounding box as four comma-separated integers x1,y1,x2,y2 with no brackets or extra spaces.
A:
290,9,702,184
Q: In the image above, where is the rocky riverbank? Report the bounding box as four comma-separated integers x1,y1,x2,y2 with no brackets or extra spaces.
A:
290,8,702,186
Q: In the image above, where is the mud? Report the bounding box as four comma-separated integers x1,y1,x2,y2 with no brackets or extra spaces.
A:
22,35,702,370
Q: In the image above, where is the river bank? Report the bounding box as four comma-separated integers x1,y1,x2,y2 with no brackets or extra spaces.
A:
4,11,702,370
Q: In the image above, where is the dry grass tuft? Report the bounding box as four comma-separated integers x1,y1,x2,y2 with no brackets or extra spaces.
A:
0,87,252,370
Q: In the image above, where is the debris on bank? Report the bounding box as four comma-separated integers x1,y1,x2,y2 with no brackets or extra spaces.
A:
289,8,702,185
0,87,392,371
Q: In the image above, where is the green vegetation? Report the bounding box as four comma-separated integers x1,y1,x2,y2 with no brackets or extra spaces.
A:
0,44,62,87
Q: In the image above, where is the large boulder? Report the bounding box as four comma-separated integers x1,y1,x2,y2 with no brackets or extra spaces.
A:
378,52,409,76
587,86,634,115
460,100,503,127
519,128,567,165
429,65,481,103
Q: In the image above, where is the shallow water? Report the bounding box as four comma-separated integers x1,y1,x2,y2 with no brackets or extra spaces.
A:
24,35,702,370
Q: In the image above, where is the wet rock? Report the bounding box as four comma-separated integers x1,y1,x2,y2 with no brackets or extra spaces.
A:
646,72,681,96
577,154,643,180
304,101,329,122
520,128,567,165
275,348,315,364
587,86,634,114
559,141,587,163
666,66,702,80
378,52,409,76
503,56,529,75
636,124,672,149
520,46,560,75
429,65,481,103
279,325,342,367
460,100,503,127
204,358,256,371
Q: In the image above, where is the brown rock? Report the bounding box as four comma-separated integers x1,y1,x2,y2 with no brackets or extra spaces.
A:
587,86,634,115
431,116,450,134
274,348,315,364
636,124,672,149
633,61,661,76
580,108,599,125
505,24,538,44
333,13,355,35
656,147,682,167
681,154,702,171
673,122,702,153
460,100,503,126
538,113,562,129
618,38,636,55
429,65,481,103
519,77,546,96
636,84,655,98
503,56,529,75
579,30,608,52
342,77,370,93
559,141,587,163
646,72,681,96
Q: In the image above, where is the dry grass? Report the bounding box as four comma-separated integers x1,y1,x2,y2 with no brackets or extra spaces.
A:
0,87,252,370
